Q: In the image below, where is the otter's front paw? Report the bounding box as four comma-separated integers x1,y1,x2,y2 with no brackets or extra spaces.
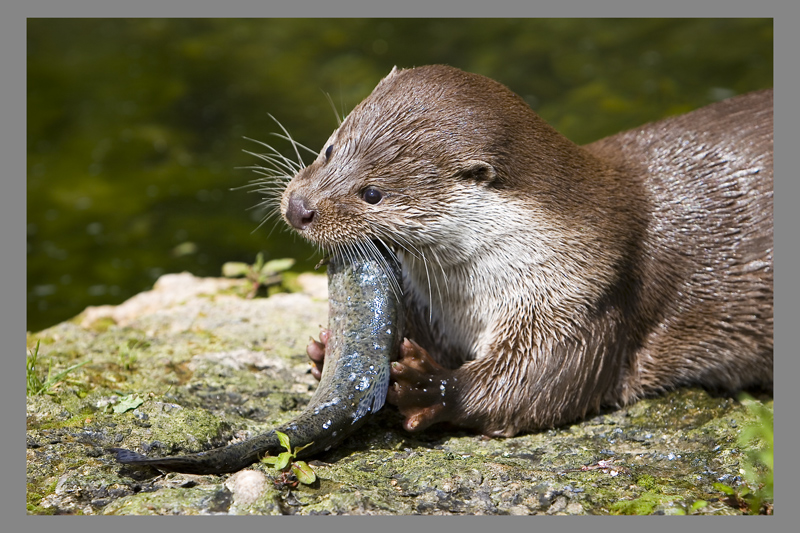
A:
386,339,458,432
306,328,331,381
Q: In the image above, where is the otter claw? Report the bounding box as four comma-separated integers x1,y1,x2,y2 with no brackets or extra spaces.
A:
306,328,331,381
387,338,456,431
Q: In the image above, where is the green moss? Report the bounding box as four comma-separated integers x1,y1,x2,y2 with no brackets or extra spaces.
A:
27,480,58,515
216,283,251,299
27,334,55,348
85,316,118,334
102,486,229,515
636,474,658,492
48,413,93,430
610,492,680,515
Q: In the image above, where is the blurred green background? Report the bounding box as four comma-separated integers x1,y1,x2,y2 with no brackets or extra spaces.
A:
27,19,773,333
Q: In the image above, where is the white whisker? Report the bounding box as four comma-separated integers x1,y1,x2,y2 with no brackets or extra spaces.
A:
323,90,344,127
371,237,403,301
266,113,314,168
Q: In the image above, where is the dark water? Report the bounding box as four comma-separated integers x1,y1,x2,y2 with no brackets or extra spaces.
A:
27,19,773,333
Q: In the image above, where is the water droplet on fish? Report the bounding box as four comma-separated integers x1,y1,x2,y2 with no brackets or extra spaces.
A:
356,377,371,391
323,420,331,429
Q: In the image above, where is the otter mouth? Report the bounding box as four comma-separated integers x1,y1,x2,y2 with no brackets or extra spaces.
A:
316,239,402,270
316,239,405,300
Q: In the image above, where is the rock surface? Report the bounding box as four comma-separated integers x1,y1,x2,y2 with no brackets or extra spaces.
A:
26,272,773,515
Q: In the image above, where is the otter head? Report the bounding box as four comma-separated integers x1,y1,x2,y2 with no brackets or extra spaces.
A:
280,64,596,269
281,66,522,259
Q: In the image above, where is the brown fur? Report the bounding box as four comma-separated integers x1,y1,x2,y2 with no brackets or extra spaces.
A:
281,65,773,437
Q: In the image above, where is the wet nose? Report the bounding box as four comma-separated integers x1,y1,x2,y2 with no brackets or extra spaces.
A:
285,193,316,230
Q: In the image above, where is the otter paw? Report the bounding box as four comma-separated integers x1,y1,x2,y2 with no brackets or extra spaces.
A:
306,328,331,381
386,338,457,432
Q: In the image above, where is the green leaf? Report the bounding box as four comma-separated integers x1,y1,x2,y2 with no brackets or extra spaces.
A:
222,262,250,278
274,451,291,470
253,252,265,272
292,461,316,484
293,441,314,455
113,394,144,414
690,500,708,512
276,431,291,452
261,258,295,275
713,483,735,495
261,456,278,465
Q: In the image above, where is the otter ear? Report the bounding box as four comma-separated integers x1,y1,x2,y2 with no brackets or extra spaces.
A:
458,159,497,184
376,66,400,86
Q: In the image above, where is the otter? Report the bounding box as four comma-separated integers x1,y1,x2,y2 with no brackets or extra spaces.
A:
280,65,773,438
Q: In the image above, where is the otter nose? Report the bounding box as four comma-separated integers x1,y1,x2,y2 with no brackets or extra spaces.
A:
285,193,316,230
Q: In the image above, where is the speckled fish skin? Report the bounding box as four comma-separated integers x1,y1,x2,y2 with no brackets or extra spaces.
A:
111,245,403,474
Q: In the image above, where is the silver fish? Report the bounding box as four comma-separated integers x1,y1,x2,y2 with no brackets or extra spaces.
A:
111,245,403,474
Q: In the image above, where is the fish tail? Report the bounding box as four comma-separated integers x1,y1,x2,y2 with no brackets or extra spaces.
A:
110,431,281,474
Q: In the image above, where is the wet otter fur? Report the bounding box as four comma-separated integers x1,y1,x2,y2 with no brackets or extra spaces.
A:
281,65,773,437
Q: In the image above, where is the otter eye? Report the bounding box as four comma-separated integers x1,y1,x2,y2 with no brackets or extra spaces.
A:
361,187,383,205
324,145,333,161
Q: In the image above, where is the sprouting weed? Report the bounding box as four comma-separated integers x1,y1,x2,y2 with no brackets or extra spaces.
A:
261,430,316,486
222,253,295,298
26,340,89,396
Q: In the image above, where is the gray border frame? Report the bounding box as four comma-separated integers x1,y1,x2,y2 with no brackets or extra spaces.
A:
10,3,792,533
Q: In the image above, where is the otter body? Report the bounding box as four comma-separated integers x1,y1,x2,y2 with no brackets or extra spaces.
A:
282,65,773,437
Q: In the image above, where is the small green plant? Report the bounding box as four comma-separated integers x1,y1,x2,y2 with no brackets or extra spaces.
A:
27,341,89,396
261,431,317,485
112,394,145,414
735,394,774,514
222,253,295,298
688,499,708,513
713,482,760,514
117,338,148,371
711,395,774,515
